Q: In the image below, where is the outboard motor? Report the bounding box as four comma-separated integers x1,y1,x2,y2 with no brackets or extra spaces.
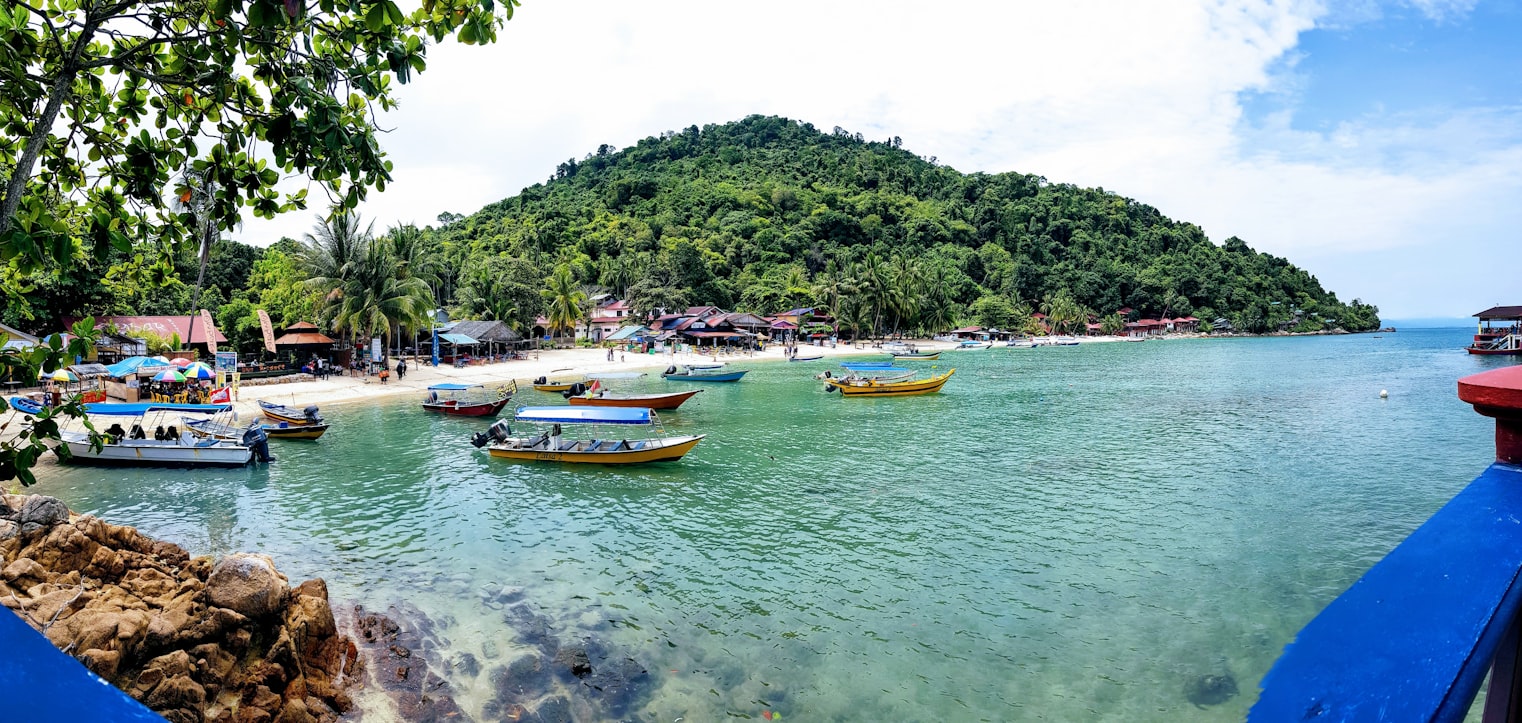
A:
471,420,512,448
533,376,547,385
303,405,323,424
564,382,587,398
242,426,274,463
665,365,677,375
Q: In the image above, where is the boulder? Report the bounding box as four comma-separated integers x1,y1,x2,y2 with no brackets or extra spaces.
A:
19,495,70,529
206,553,288,618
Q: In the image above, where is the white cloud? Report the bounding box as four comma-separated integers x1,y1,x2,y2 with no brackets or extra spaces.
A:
236,0,1522,317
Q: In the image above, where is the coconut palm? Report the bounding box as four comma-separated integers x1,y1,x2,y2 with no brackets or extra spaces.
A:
541,264,585,343
298,212,373,327
333,238,433,361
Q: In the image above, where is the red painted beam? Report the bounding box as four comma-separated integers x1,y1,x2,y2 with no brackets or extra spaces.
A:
1459,366,1522,463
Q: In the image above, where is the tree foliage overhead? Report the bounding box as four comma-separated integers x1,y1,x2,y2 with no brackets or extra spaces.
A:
428,115,1378,333
0,0,517,312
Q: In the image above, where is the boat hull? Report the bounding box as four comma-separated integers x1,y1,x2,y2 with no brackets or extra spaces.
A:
567,390,702,410
258,401,322,426
61,438,253,467
422,397,510,417
488,435,703,464
1467,347,1522,355
263,424,329,439
661,371,747,382
788,355,824,362
828,369,955,397
532,381,581,392
890,352,941,360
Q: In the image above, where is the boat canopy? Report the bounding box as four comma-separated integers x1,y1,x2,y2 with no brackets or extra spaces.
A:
842,362,899,369
427,383,478,391
514,406,652,425
82,402,232,416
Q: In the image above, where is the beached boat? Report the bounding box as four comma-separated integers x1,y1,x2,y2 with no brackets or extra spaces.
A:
825,368,955,397
471,406,704,464
662,364,748,382
788,352,824,362
259,400,324,426
56,403,269,467
890,351,941,360
423,382,516,417
568,388,703,410
531,371,587,392
954,340,992,350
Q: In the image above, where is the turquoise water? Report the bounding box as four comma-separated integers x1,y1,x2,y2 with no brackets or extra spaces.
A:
23,330,1511,721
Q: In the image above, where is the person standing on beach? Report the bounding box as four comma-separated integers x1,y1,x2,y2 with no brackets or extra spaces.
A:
396,359,407,380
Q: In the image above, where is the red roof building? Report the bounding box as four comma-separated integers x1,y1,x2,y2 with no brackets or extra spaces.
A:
88,315,227,346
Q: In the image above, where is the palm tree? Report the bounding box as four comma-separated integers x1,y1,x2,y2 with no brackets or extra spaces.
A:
333,238,433,362
856,253,889,340
541,264,586,344
298,212,372,326
174,168,220,309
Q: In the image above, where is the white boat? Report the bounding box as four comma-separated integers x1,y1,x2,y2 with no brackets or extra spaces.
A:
1052,336,1080,346
1007,339,1035,348
53,402,269,467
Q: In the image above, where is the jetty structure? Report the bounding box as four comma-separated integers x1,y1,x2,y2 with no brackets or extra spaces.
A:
1468,306,1522,355
1253,365,1522,720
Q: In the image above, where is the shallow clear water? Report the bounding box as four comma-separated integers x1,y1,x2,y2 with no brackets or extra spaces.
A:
24,329,1512,721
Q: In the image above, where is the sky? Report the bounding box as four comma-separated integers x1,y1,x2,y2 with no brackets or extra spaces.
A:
237,0,1522,319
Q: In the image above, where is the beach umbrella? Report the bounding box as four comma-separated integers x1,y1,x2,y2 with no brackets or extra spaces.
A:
39,368,77,382
170,357,193,368
148,356,171,366
183,362,215,380
153,369,186,383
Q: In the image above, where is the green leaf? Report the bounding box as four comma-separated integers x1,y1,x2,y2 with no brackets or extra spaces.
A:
365,3,386,31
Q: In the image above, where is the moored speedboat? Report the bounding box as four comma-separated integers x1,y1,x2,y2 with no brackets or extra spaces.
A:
259,399,324,426
661,364,748,382
531,371,587,391
471,406,704,464
568,388,703,410
58,403,270,467
825,368,955,397
423,382,515,417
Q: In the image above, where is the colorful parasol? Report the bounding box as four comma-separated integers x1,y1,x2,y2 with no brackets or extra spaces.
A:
40,368,77,382
153,369,186,383
183,362,215,380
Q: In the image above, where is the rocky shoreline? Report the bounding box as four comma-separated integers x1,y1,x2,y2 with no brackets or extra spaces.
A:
0,494,660,722
0,494,356,722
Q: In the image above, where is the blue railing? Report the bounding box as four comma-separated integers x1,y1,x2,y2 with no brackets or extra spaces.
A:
1255,365,1522,722
0,605,161,720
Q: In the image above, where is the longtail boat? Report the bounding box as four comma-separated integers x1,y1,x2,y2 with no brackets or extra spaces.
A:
471,406,703,464
826,368,955,397
258,400,324,426
423,382,516,417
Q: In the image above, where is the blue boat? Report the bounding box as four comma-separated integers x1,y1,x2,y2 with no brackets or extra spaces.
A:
9,396,43,415
662,365,748,382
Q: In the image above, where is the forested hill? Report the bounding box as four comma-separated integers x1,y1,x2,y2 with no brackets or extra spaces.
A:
437,114,1379,333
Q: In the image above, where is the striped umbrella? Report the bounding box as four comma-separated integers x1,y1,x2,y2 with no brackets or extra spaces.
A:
183,362,215,380
153,369,186,383
40,368,77,382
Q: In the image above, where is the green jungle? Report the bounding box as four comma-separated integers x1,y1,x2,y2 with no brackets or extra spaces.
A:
3,114,1380,349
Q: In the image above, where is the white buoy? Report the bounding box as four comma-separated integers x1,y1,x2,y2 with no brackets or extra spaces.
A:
1379,389,1389,399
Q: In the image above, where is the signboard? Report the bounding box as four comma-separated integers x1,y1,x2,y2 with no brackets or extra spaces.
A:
431,328,440,367
370,337,382,363
215,351,238,373
257,309,277,353
199,309,218,353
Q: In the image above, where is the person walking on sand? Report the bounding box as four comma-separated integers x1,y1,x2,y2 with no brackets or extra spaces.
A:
607,347,614,362
396,358,407,380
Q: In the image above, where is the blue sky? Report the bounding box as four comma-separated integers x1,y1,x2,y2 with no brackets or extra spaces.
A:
239,0,1522,319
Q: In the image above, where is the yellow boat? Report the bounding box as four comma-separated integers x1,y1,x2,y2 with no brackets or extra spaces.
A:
531,372,586,392
471,406,703,465
826,368,955,397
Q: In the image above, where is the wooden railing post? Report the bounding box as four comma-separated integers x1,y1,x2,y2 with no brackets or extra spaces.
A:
1461,366,1522,722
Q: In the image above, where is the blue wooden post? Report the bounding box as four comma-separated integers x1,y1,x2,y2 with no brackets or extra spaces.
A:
1252,365,1522,722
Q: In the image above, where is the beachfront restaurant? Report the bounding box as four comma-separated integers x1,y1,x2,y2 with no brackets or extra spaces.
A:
445,320,529,360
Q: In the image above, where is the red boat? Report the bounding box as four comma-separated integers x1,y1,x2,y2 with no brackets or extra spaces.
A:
567,389,702,410
422,382,516,417
1468,306,1522,356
